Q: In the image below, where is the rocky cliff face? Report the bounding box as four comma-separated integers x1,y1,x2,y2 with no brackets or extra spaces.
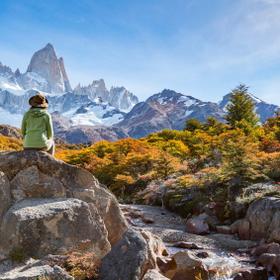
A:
108,87,139,112
25,43,71,93
74,79,109,101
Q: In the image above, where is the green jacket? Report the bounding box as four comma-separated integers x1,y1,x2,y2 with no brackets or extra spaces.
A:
21,108,54,149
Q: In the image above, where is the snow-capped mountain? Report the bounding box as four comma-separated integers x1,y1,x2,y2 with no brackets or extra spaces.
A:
73,80,139,112
0,43,279,143
0,43,139,132
117,89,225,138
108,87,139,112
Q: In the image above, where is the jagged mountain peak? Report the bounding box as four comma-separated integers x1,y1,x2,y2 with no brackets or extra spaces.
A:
14,68,21,77
45,42,55,50
0,62,14,77
108,86,139,112
147,89,199,106
25,43,71,93
91,79,106,89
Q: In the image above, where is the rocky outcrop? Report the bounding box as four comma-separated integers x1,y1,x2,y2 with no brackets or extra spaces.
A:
99,229,167,280
232,197,280,242
0,151,128,261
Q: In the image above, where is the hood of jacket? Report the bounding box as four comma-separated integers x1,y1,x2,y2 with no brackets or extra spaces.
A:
27,108,49,118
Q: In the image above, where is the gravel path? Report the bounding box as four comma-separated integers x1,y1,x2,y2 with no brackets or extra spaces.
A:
121,204,258,279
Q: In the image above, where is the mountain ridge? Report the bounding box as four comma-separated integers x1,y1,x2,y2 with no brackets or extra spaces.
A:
0,43,279,143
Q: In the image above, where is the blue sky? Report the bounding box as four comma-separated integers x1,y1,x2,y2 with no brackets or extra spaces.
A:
0,0,280,104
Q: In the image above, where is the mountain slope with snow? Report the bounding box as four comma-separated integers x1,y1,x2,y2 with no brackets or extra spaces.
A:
118,89,225,138
0,43,279,143
0,43,138,136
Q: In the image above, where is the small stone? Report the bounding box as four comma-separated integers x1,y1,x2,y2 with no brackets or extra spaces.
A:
196,252,209,258
173,242,201,249
143,217,155,224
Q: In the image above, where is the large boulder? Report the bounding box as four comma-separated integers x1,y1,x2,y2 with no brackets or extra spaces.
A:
0,198,110,258
0,151,128,260
99,229,167,280
232,197,280,241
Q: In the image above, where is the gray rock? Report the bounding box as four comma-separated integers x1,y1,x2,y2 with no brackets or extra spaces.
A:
0,259,73,280
0,172,10,221
10,165,66,201
162,250,209,280
0,198,110,259
186,213,210,235
99,229,167,280
233,197,280,241
143,269,169,280
85,184,128,246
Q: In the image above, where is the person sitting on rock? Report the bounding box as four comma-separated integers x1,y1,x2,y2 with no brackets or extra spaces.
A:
21,92,55,155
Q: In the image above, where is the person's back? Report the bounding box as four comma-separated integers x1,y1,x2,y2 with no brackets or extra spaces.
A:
21,93,55,155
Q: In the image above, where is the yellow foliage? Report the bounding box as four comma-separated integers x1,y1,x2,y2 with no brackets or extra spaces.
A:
0,136,22,151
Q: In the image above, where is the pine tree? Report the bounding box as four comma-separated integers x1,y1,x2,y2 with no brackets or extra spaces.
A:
225,84,259,128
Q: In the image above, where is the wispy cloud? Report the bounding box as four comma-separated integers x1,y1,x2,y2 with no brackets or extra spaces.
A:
0,0,280,105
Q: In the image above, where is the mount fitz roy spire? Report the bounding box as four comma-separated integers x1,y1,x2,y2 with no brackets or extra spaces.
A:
26,43,72,93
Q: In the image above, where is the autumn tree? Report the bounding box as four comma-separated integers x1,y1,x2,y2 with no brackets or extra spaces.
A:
225,84,259,129
185,118,202,132
219,130,262,186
